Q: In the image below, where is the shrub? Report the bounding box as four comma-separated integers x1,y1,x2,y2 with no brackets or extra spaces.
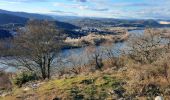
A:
98,88,108,99
13,72,38,87
142,83,162,98
127,29,166,64
80,79,94,85
70,86,84,100
84,84,97,99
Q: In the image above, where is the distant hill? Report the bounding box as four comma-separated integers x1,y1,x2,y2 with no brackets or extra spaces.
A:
55,21,79,30
0,9,54,20
0,10,79,30
0,13,28,25
60,18,168,28
0,10,80,38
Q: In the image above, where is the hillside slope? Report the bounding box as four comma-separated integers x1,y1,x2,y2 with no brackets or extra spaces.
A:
0,13,28,25
64,18,167,28
2,67,170,100
0,9,53,20
0,13,78,29
0,70,125,100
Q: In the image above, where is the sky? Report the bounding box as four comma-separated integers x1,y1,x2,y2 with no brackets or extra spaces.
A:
0,0,170,19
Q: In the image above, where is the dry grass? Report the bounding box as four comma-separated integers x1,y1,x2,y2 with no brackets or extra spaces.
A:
0,72,12,90
2,54,170,100
65,33,129,46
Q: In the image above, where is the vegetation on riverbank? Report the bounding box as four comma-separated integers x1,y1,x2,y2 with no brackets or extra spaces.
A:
65,32,129,47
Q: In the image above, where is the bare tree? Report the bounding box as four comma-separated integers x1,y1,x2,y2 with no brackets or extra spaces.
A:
11,20,64,79
67,49,89,74
85,45,103,70
127,28,166,64
101,41,123,69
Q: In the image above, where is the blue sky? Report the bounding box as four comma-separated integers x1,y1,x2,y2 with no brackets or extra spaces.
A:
0,0,169,19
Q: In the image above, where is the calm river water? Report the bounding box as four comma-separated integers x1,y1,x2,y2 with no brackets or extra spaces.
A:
0,29,144,72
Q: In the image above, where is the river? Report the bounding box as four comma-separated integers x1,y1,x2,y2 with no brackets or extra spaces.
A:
0,29,144,72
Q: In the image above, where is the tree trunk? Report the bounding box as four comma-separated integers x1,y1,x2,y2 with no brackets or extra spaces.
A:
47,58,51,79
42,56,47,79
40,62,46,79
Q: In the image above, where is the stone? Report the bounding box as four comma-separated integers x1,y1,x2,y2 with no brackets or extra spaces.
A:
155,96,164,100
118,97,124,100
118,67,127,72
23,87,30,91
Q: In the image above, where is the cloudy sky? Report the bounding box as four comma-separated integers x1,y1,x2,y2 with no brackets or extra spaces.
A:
0,0,170,19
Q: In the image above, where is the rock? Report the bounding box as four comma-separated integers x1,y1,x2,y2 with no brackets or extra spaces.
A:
23,81,44,90
155,96,164,100
23,87,30,91
118,67,127,72
118,97,125,100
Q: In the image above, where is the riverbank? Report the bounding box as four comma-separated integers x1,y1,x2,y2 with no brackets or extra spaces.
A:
64,32,129,48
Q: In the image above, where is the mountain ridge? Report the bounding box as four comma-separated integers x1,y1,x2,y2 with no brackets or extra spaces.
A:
0,13,28,25
0,9,54,20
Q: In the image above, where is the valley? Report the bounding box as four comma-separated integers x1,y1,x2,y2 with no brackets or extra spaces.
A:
0,7,170,100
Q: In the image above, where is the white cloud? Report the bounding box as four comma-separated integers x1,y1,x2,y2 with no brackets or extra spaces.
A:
53,2,87,10
50,10,78,15
1,0,170,19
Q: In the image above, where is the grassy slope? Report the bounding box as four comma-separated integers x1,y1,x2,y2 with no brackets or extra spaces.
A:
2,61,170,100
1,70,126,100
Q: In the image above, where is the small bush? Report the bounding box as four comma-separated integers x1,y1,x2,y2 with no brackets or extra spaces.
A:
98,88,108,99
80,79,94,85
13,72,38,87
142,83,162,98
84,84,97,99
70,86,84,100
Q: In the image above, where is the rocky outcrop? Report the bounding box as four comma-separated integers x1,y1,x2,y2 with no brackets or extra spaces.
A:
155,96,164,100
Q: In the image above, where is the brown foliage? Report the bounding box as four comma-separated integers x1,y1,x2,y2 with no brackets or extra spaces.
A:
11,20,64,79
